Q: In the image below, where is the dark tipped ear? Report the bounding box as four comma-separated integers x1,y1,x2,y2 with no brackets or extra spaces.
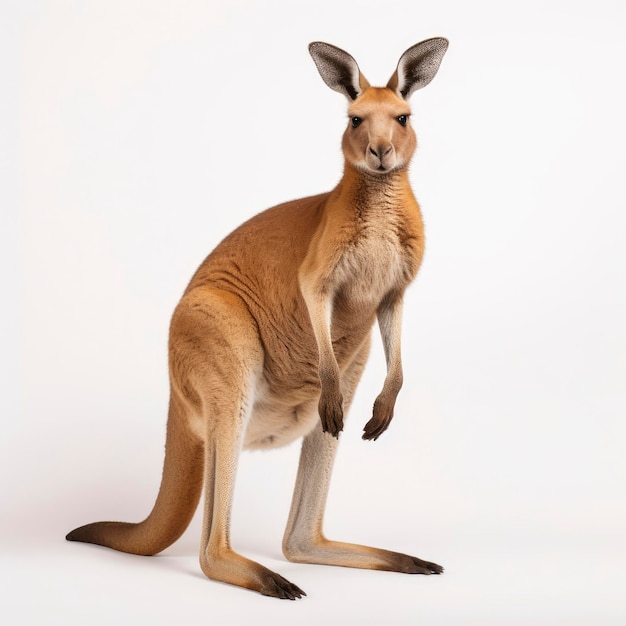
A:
387,37,449,99
309,42,370,101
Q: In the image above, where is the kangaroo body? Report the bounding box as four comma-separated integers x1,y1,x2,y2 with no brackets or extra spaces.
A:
67,38,448,599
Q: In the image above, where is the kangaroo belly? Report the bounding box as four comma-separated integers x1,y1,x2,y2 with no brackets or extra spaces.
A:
244,393,319,450
243,322,373,450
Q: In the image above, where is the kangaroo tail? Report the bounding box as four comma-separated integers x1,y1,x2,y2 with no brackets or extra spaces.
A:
66,399,204,556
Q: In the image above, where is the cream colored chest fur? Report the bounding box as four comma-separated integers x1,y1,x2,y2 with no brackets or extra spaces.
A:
332,217,411,308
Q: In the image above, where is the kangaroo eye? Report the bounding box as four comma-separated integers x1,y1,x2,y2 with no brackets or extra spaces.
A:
351,116,362,128
397,115,408,127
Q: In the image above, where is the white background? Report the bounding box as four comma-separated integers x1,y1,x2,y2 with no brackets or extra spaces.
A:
3,0,625,624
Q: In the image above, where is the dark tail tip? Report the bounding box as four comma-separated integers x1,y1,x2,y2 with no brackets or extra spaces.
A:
64,521,159,555
66,524,90,543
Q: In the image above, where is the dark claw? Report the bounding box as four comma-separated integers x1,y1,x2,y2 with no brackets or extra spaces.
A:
262,573,306,600
411,557,444,575
362,397,394,440
319,392,344,438
362,418,388,441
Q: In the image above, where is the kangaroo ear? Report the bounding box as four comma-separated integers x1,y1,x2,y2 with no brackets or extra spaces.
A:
309,42,370,101
387,38,449,99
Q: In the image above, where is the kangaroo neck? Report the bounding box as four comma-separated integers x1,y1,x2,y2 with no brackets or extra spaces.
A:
332,161,414,214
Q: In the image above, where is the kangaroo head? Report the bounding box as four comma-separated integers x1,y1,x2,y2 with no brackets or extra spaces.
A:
309,38,448,175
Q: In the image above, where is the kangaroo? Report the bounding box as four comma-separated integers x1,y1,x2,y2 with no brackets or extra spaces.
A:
66,38,449,599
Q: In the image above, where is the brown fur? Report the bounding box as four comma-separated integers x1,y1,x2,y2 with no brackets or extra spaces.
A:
67,38,448,599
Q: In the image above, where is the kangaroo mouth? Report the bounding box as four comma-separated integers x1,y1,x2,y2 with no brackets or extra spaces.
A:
364,152,397,174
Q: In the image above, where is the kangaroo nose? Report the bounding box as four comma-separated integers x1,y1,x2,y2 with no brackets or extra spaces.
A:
369,144,392,158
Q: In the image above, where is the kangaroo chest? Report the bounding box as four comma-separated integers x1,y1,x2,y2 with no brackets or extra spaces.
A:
331,211,419,309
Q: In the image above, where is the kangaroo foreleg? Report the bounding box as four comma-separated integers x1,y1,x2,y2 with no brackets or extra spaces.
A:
363,293,405,440
299,281,344,437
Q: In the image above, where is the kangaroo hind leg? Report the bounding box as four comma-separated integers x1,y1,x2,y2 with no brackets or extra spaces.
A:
174,288,305,599
283,337,443,575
